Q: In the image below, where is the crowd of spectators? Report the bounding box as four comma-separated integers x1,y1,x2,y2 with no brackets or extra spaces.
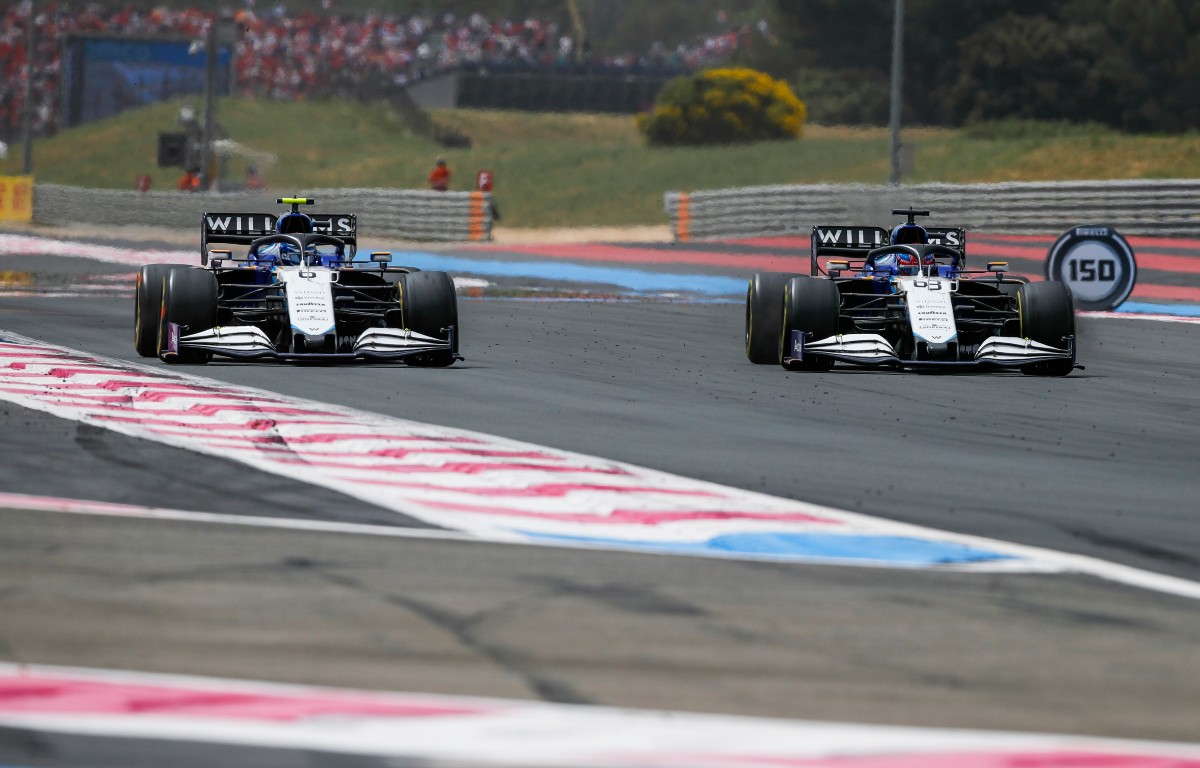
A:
0,1,767,141
233,10,758,102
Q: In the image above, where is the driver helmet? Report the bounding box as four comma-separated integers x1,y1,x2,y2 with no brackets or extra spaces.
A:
894,249,939,276
871,249,936,276
890,223,928,245
277,212,314,234
894,251,923,276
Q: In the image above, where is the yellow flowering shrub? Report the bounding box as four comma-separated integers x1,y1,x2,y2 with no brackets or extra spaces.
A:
639,67,806,146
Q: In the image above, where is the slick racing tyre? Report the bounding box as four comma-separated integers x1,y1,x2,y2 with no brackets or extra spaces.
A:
780,276,839,371
745,272,791,364
157,267,217,364
135,264,178,357
400,270,459,367
1017,280,1075,377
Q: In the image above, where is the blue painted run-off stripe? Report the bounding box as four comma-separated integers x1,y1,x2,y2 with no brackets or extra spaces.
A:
1116,301,1200,317
378,248,1200,315
515,530,1017,565
381,250,747,296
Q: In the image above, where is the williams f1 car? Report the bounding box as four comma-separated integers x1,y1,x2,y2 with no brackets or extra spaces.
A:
134,197,461,365
745,209,1078,375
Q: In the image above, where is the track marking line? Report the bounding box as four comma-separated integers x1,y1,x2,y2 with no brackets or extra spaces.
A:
1081,310,1200,323
1,333,1199,598
1,663,1198,767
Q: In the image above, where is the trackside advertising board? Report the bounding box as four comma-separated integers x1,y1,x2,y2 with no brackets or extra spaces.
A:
0,176,32,221
1045,225,1137,311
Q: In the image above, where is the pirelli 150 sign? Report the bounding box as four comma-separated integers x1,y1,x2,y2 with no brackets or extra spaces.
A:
1045,225,1137,311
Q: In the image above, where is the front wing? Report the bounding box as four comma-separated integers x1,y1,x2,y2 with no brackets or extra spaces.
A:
163,323,460,363
783,331,1076,371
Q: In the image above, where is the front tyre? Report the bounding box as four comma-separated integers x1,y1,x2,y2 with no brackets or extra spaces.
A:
780,276,839,371
135,264,178,356
1017,281,1075,377
157,267,217,364
745,272,791,364
400,270,459,367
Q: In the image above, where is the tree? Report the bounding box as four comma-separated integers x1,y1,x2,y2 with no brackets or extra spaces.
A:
945,13,1109,125
759,0,1200,132
1098,0,1200,131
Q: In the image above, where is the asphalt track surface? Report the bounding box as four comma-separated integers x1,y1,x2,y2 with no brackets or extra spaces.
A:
0,245,1199,749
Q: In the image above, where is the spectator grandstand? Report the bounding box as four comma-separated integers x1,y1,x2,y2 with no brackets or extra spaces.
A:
1,1,760,140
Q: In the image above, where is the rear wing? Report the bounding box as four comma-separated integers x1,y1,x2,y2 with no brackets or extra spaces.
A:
809,225,966,275
200,212,358,264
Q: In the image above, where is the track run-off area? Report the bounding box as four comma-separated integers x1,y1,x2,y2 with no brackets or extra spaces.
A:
0,228,1199,766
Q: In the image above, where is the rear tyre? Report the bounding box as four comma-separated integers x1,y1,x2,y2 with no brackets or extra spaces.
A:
745,272,791,364
135,264,177,357
157,267,217,364
780,276,839,371
400,270,459,367
1017,281,1075,377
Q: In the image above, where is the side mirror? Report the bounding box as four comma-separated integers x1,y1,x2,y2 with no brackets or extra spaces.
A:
986,261,1009,273
827,259,849,277
207,248,232,267
371,251,391,263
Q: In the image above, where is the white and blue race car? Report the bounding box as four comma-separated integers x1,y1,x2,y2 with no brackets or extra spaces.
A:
746,208,1079,375
134,197,460,366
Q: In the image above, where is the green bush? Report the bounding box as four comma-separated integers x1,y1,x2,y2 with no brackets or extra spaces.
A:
637,67,806,146
789,67,889,126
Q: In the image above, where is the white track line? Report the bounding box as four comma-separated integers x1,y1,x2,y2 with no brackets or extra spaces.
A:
0,332,1198,599
1,663,1198,767
1080,310,1200,324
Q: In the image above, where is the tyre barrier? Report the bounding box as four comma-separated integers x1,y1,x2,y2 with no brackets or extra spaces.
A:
665,179,1200,240
31,184,494,242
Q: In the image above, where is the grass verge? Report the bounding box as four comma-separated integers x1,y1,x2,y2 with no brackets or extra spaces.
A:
5,99,1200,228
